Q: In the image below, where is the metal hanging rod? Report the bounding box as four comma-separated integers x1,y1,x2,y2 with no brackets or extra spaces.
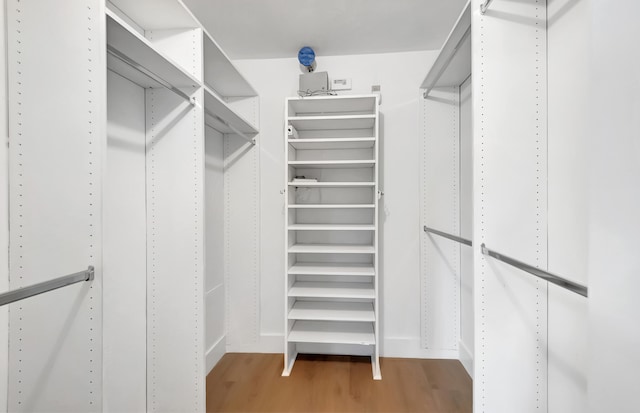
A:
107,45,195,106
0,266,95,307
204,107,256,145
481,244,588,297
424,226,472,246
480,0,495,14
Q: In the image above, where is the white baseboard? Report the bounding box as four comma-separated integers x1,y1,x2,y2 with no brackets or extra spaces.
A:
458,340,474,378
226,333,284,353
206,336,226,374
382,337,458,359
226,335,459,360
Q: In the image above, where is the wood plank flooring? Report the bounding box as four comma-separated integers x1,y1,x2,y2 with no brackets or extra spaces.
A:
206,353,472,412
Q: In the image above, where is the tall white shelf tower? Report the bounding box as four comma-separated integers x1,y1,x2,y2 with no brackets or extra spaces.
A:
282,95,381,380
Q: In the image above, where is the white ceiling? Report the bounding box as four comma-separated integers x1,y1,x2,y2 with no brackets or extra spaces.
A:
182,0,468,60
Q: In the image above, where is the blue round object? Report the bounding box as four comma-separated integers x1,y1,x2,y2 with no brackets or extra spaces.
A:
298,47,315,67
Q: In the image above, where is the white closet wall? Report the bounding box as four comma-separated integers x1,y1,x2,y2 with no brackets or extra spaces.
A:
205,127,226,371
233,51,441,356
547,0,589,410
472,0,549,410
588,2,640,412
0,3,9,410
6,1,105,411
104,71,147,412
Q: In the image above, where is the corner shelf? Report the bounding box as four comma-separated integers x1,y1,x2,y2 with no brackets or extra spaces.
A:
203,33,257,97
288,224,375,231
288,204,375,209
288,181,375,188
289,115,376,131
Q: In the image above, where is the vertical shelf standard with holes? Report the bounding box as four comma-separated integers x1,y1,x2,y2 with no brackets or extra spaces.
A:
283,95,381,380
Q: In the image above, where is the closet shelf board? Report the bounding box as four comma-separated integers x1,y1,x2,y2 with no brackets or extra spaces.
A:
204,85,258,135
287,95,377,117
288,224,375,231
288,182,375,188
288,160,375,169
106,11,200,89
288,138,375,150
288,301,375,322
289,115,376,131
288,244,375,254
288,321,375,345
203,33,257,97
107,0,198,30
288,263,375,277
288,204,376,209
288,281,375,299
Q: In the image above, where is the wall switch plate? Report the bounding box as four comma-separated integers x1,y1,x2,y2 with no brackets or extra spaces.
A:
331,78,352,90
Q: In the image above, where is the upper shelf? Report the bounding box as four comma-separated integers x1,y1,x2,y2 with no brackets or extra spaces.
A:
107,0,199,31
420,0,471,95
287,95,378,117
106,11,200,89
204,86,258,135
288,137,375,150
203,34,258,98
289,115,376,131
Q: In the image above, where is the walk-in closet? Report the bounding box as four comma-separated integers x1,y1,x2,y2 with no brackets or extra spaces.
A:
0,0,638,412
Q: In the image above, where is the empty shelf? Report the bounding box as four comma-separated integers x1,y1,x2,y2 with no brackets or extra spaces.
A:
288,204,375,209
288,182,375,188
106,11,200,89
108,0,198,30
203,34,257,97
289,115,376,131
288,321,375,345
204,85,258,135
288,263,375,277
288,244,375,254
288,281,375,299
288,138,375,150
288,160,375,169
288,301,375,322
288,96,377,117
288,224,375,231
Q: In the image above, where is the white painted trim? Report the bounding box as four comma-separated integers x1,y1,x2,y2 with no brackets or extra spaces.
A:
205,336,226,375
382,337,458,359
226,333,284,353
459,340,473,378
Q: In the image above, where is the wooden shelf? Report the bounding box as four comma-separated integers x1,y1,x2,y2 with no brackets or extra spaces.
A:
203,34,257,97
288,301,375,322
288,204,375,209
288,263,375,277
288,321,375,345
288,138,375,150
289,115,376,131
289,281,375,299
106,11,200,89
287,95,377,117
288,244,375,254
288,160,375,169
204,85,258,135
288,224,374,231
288,182,375,188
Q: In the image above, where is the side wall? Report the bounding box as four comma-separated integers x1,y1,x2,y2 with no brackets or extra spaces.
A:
588,1,640,412
232,51,441,357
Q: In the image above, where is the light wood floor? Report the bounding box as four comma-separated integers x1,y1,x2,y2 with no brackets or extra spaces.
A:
206,353,472,413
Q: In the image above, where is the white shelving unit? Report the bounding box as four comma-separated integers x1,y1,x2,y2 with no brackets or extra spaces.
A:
283,95,381,380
